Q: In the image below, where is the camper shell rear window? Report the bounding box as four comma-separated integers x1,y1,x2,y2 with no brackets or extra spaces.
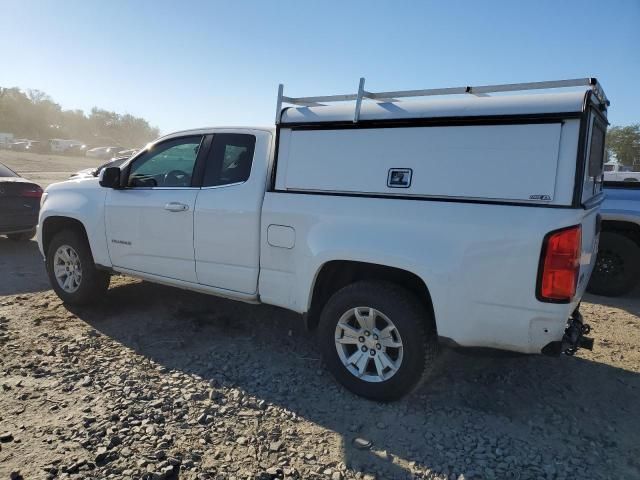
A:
588,120,606,178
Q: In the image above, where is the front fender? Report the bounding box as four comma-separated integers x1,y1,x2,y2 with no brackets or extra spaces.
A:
38,179,110,266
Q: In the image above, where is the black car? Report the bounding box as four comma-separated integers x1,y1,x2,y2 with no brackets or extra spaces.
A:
0,162,43,241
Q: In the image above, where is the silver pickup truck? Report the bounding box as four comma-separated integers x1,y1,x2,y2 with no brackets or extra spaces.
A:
588,181,640,296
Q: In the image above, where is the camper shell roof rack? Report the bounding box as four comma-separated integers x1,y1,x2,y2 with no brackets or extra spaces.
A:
275,77,609,124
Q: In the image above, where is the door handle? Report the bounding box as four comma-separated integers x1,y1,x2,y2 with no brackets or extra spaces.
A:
164,202,189,212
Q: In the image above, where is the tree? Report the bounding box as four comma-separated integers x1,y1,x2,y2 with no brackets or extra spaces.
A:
607,124,640,167
0,86,160,148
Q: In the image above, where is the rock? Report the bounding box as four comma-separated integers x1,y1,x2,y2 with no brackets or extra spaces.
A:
265,466,284,478
236,436,248,445
283,467,299,478
80,376,93,387
95,446,109,463
0,432,14,442
353,437,372,450
160,465,174,477
332,472,343,480
108,434,122,448
269,440,283,452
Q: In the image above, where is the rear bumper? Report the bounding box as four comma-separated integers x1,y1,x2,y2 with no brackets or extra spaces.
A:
0,223,37,235
1,227,36,235
0,214,38,235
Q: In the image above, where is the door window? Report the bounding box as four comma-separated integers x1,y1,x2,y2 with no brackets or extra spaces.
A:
128,136,203,187
203,134,256,187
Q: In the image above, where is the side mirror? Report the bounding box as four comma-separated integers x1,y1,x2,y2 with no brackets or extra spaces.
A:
99,166,122,188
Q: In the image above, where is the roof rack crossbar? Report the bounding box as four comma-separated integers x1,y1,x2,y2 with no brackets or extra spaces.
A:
276,77,608,124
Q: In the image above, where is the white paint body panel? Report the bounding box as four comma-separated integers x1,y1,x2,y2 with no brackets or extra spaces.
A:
259,193,599,353
278,123,563,203
37,177,111,266
193,130,272,294
105,188,198,282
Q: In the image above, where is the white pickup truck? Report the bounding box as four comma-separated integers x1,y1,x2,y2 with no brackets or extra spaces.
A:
38,78,608,400
603,162,640,183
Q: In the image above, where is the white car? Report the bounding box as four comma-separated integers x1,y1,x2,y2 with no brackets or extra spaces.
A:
86,146,123,159
37,78,606,400
603,162,640,182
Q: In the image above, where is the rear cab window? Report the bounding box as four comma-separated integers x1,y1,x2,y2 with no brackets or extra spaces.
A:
203,134,256,187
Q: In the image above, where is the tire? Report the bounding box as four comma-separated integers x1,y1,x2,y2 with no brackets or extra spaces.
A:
6,228,36,241
318,281,439,401
587,232,640,297
46,230,110,305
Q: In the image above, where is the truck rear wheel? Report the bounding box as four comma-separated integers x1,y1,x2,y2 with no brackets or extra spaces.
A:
588,232,640,297
318,281,438,401
46,230,110,305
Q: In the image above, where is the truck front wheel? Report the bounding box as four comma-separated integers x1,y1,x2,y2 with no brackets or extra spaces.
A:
318,281,439,401
46,230,110,305
588,231,640,297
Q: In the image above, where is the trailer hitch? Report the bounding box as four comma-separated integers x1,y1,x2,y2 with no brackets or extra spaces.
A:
562,309,594,356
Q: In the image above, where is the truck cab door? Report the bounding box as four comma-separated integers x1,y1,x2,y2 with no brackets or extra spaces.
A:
105,135,208,283
193,130,270,294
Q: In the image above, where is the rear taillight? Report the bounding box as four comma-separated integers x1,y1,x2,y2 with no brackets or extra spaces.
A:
537,225,582,302
20,186,43,198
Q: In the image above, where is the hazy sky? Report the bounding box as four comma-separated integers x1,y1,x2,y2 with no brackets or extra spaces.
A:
2,0,638,134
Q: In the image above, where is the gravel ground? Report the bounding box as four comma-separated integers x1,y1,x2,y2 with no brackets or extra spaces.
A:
0,150,104,188
0,153,639,479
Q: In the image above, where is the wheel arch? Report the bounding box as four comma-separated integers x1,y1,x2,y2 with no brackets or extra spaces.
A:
306,260,436,333
42,216,90,258
601,219,640,245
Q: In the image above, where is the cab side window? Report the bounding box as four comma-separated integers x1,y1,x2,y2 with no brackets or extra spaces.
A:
203,134,256,187
128,136,203,188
